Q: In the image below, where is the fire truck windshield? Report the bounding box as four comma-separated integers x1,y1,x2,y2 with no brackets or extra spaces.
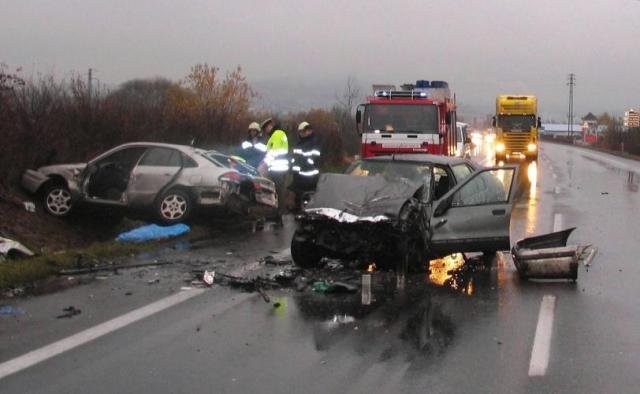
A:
364,104,439,134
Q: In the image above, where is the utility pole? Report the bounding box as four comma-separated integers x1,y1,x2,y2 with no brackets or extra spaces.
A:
567,73,575,138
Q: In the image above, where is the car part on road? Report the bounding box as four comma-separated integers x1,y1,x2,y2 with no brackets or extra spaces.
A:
203,270,215,286
511,227,590,281
115,223,190,243
56,306,81,319
0,237,35,260
58,260,175,275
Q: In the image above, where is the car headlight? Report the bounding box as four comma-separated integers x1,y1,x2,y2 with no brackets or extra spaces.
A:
527,143,537,152
496,142,505,153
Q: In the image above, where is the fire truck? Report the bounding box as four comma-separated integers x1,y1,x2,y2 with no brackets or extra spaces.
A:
355,80,458,158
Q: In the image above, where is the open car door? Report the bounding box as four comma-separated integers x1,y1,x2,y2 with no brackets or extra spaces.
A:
429,166,517,257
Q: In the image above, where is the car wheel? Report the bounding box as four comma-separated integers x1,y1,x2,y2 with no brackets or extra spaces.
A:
156,189,191,224
43,183,74,217
291,232,324,268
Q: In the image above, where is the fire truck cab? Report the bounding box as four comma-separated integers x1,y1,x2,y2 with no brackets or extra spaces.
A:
355,80,458,158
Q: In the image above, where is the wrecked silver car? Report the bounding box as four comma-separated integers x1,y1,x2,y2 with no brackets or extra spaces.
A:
291,155,517,271
21,142,277,223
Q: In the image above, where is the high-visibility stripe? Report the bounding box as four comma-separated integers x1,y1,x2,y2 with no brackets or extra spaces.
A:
298,169,319,177
292,149,321,157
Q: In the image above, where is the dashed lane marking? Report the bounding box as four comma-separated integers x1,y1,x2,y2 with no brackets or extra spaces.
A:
528,295,556,377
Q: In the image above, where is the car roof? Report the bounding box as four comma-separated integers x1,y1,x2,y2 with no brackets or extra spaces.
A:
364,154,472,167
115,141,211,156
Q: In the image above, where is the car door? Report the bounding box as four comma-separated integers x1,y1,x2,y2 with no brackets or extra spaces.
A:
81,147,147,205
126,147,183,206
429,166,517,256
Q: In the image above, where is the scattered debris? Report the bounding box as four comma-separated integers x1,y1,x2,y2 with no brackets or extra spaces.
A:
125,291,133,296
311,280,358,294
57,306,81,319
601,192,609,195
262,255,292,266
23,201,36,212
116,223,190,243
147,278,160,285
0,305,25,316
0,237,35,260
59,260,175,275
203,270,215,286
512,228,591,281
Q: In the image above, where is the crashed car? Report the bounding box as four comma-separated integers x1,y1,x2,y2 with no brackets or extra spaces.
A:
291,154,517,271
21,142,277,223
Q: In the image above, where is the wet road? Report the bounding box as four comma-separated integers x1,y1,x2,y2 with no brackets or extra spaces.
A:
1,141,639,393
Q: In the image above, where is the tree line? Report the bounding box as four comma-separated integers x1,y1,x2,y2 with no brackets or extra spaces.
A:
0,63,361,189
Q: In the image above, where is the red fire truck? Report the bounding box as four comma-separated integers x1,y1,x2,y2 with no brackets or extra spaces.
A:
355,80,458,158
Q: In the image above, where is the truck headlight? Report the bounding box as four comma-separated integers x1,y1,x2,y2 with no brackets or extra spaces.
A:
527,143,537,152
496,142,505,153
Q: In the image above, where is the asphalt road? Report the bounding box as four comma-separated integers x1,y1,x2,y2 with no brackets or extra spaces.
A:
1,141,639,393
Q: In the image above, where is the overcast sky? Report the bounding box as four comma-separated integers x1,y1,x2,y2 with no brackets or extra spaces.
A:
2,0,639,119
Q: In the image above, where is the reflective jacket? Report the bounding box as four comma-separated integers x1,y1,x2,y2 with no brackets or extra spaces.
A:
291,133,321,179
265,129,289,172
239,136,267,169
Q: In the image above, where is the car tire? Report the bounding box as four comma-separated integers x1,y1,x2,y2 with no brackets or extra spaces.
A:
291,232,324,268
156,189,192,224
42,183,74,217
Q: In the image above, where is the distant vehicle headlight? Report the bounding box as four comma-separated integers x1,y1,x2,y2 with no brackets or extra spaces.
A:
527,143,537,152
496,142,506,153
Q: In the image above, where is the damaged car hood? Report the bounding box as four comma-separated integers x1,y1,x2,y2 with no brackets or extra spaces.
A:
304,174,422,222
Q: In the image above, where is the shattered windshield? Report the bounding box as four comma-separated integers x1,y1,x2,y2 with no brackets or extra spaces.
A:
364,104,439,134
347,160,431,197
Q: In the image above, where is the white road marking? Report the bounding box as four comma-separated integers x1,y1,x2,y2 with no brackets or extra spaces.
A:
0,288,206,380
553,213,563,232
528,295,557,377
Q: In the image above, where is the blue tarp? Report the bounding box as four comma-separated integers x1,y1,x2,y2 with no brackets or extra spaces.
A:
116,224,191,243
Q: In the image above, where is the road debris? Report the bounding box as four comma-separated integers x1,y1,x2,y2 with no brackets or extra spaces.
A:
262,255,292,265
0,237,35,260
58,260,175,275
0,305,25,316
116,223,190,243
311,280,358,294
57,306,81,319
203,270,215,286
512,227,592,281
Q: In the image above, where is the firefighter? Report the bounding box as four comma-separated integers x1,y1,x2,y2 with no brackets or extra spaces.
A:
290,121,321,211
239,122,267,169
262,118,289,223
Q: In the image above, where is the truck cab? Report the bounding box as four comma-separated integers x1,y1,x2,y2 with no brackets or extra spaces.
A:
493,95,541,162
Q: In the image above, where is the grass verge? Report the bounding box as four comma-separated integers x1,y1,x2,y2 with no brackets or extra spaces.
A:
0,241,157,291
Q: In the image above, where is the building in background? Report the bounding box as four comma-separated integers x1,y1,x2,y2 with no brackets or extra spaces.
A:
582,112,600,144
624,109,639,129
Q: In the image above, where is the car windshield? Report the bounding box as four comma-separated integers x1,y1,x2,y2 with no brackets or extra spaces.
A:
204,151,259,176
347,160,432,197
497,115,536,131
364,104,439,134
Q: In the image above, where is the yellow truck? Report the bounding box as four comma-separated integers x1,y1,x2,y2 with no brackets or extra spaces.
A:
492,95,540,162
